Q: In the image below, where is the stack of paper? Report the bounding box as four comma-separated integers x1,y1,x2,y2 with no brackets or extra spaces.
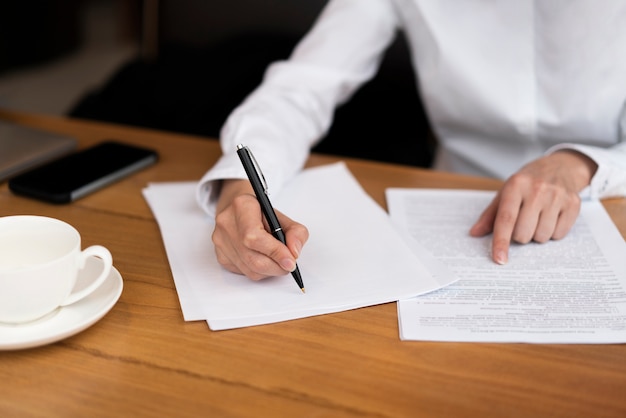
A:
387,188,626,344
143,163,454,330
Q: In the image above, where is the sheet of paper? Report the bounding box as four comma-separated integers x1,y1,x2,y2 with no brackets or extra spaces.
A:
386,188,626,343
142,163,455,330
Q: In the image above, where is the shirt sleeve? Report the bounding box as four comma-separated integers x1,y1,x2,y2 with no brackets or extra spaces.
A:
196,0,400,216
547,141,626,200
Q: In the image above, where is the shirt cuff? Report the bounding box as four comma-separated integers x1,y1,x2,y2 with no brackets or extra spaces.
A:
546,143,626,200
195,153,248,217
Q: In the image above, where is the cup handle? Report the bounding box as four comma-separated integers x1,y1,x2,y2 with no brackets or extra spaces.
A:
61,245,113,306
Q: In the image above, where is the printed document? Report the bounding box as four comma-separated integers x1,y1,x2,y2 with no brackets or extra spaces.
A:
387,188,626,343
143,163,454,330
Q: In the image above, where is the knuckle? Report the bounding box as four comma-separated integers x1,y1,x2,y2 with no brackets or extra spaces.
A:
231,193,252,209
292,223,310,240
214,209,227,225
211,227,224,246
214,251,229,267
507,172,527,188
241,231,262,250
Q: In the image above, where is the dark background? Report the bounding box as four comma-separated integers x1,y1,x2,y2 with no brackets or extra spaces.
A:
1,0,435,168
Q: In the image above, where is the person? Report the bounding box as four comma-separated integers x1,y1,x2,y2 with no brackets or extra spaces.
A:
196,0,626,280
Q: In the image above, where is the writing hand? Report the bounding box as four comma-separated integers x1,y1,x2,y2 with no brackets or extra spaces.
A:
212,179,309,279
469,150,597,264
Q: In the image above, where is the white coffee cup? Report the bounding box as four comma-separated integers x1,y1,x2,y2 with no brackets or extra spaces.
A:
0,215,113,324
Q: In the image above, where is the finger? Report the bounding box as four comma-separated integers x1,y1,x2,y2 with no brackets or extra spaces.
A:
491,191,523,265
237,218,296,277
523,189,580,243
216,226,293,280
214,194,293,279
213,229,274,280
469,196,499,237
511,200,541,244
552,198,581,240
276,211,309,258
239,205,302,276
212,220,264,278
214,246,244,276
531,205,560,243
234,205,299,272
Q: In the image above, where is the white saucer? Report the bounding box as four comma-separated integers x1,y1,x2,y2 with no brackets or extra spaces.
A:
0,257,123,350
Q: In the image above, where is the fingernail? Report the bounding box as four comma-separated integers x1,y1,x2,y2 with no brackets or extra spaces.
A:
280,258,296,272
494,251,508,265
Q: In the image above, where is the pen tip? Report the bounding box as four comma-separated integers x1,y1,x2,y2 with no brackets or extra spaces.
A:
301,288,306,294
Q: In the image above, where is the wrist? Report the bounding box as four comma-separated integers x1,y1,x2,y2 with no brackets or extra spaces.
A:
216,179,254,213
553,150,598,190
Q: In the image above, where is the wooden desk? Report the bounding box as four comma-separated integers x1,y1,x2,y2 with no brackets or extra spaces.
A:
1,110,625,418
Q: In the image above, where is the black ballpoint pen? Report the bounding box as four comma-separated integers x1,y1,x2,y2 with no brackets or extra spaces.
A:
236,144,305,293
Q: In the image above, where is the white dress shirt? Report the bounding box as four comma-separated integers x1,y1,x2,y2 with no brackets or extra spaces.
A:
197,0,626,215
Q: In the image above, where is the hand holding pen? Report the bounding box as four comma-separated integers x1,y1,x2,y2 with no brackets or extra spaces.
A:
209,145,308,291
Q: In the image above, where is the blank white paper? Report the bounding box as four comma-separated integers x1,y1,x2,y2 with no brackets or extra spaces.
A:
143,163,454,330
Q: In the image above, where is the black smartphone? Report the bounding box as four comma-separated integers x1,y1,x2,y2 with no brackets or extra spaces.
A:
8,140,158,204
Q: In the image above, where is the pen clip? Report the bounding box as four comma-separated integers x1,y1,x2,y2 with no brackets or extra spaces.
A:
239,145,269,195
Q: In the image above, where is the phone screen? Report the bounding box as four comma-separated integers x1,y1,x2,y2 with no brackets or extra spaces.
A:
8,141,158,203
